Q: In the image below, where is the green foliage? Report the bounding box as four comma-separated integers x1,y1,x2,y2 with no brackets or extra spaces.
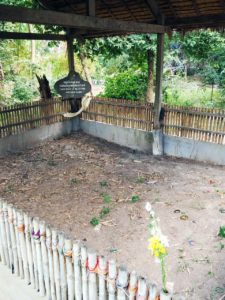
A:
90,217,100,227
101,69,147,101
218,226,225,238
99,180,108,187
131,195,140,203
99,207,110,219
101,193,111,204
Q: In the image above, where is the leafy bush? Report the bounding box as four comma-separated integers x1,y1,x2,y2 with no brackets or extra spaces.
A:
100,69,147,101
11,77,38,103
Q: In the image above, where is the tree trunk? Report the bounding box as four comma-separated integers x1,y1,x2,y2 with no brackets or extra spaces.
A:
36,74,52,100
145,49,154,103
28,24,36,64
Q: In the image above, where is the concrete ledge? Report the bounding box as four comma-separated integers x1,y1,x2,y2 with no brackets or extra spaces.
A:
164,134,225,165
80,119,153,153
0,118,80,156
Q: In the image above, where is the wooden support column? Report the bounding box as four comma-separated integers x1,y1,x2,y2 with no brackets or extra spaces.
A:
153,32,164,129
67,31,75,72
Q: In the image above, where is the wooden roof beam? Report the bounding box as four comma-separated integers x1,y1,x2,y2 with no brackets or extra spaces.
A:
0,5,167,34
0,31,67,40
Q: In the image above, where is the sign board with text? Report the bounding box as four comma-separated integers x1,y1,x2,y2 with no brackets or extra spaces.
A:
54,71,91,98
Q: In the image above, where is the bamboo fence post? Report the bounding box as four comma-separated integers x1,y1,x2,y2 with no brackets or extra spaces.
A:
46,224,56,300
52,229,61,300
107,259,117,300
87,249,98,300
58,231,67,300
0,200,6,265
98,255,108,300
64,237,74,300
148,283,158,300
40,220,51,299
24,213,35,288
13,207,24,279
116,266,129,300
81,245,88,300
30,216,38,291
73,242,82,300
3,202,13,271
33,217,45,296
17,209,30,284
8,204,19,276
128,271,138,300
137,277,148,300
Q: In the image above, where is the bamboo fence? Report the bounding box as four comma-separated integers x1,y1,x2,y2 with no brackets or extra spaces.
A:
83,98,225,145
0,98,70,138
0,97,224,144
0,199,181,300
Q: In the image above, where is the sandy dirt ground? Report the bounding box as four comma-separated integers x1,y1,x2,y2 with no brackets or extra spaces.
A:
0,132,225,299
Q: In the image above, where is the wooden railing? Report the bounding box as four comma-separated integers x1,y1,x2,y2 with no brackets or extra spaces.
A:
0,98,70,138
0,97,224,144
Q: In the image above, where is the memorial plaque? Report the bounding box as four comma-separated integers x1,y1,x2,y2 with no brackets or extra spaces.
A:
54,71,91,98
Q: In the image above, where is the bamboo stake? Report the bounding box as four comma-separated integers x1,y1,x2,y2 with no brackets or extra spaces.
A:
52,229,61,300
46,224,56,300
8,204,19,275
128,271,138,300
33,217,45,296
3,202,13,271
30,216,38,291
87,249,98,300
0,200,6,265
81,245,88,300
137,277,148,299
13,207,24,279
116,266,128,300
148,283,158,300
98,255,108,300
58,231,67,300
17,209,30,284
64,237,74,300
73,242,82,300
40,220,51,299
24,213,35,288
107,259,117,300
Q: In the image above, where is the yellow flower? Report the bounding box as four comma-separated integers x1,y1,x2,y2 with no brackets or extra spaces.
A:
148,237,166,258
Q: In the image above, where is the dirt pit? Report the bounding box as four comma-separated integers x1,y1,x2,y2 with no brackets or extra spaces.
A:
1,132,225,299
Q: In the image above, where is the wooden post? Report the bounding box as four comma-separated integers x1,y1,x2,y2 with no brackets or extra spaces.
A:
30,216,38,291
149,283,158,300
107,259,117,300
73,242,82,300
33,217,45,296
154,33,164,129
52,229,61,300
3,202,13,271
58,231,67,300
128,271,138,300
117,266,128,300
46,225,56,300
98,255,108,300
137,277,148,299
40,220,51,299
0,201,7,266
87,249,98,300
67,31,75,73
24,213,35,287
81,245,88,300
64,238,74,300
13,207,24,279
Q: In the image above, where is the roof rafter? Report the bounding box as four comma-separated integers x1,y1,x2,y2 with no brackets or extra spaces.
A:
144,0,164,22
0,5,167,34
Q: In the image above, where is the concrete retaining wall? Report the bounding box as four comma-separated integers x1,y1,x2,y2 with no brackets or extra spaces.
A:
0,117,224,165
0,118,80,156
164,134,225,165
80,119,153,153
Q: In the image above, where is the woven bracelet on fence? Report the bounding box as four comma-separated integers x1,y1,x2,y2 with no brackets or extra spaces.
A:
32,229,40,240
